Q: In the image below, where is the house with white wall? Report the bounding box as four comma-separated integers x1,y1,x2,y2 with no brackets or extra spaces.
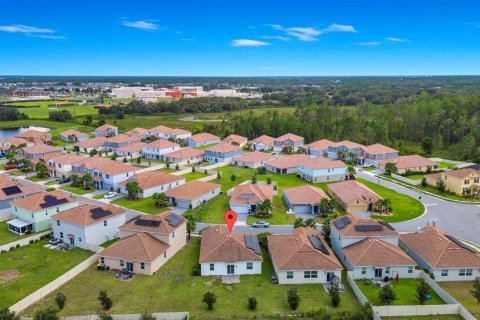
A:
116,143,146,159
94,124,118,137
264,154,310,175
104,134,141,152
248,135,275,151
223,134,248,147
74,137,107,154
119,171,185,198
187,133,220,147
273,133,305,152
232,151,275,169
203,142,242,164
59,129,88,143
45,154,86,179
200,225,263,276
297,157,347,183
283,185,329,215
142,139,180,160
164,180,221,209
229,183,273,214
163,148,204,165
302,139,333,157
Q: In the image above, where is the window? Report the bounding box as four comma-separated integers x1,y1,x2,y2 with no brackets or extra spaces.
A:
60,232,64,238
56,207,60,213
475,178,479,183
287,271,293,279
120,260,124,266
466,269,473,276
459,269,466,276
100,257,104,264
172,232,175,238
361,267,367,275
15,207,17,212
164,252,166,258
140,262,145,269
385,267,390,274
441,269,448,276
78,237,82,242
104,220,107,226
56,220,60,226
304,271,312,278
465,179,470,184
311,271,318,278
246,262,253,270
210,264,214,271
408,266,413,274
106,174,110,179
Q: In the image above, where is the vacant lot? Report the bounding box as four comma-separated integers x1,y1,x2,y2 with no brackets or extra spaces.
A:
439,281,480,318
0,239,93,309
111,196,169,215
4,100,99,119
23,239,361,318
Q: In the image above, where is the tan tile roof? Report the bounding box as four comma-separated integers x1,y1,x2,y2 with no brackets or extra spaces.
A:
265,154,310,169
106,134,141,144
233,151,275,164
303,139,334,151
71,156,112,169
331,140,365,149
95,124,117,131
52,203,125,226
0,137,30,148
16,129,50,139
125,127,148,136
96,161,137,175
205,142,241,153
328,180,381,205
74,137,107,148
150,125,173,133
21,144,62,155
11,190,76,212
146,139,179,149
444,168,479,179
362,143,398,155
400,226,480,268
425,172,442,182
275,133,304,143
165,180,220,200
268,227,342,271
98,232,169,262
330,214,397,237
60,129,88,138
163,147,204,160
171,128,191,135
0,174,42,201
120,211,185,235
120,171,184,190
299,157,346,170
230,183,273,205
45,154,86,165
378,155,437,169
117,143,146,153
343,238,416,267
250,135,275,145
283,185,329,205
189,132,220,143
223,134,248,145
199,226,263,263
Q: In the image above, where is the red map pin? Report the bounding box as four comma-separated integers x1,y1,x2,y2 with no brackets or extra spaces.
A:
224,210,237,233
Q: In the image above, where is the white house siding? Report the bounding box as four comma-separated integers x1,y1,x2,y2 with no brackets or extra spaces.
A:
348,265,416,280
11,202,78,233
230,204,251,214
233,160,266,169
277,269,342,284
164,155,203,164
52,213,125,250
170,187,220,209
99,252,168,276
119,179,185,198
253,143,272,151
297,166,347,183
99,169,138,191
117,150,142,159
432,268,480,282
265,164,297,175
200,261,262,276
292,204,314,214
142,145,181,160
187,138,221,147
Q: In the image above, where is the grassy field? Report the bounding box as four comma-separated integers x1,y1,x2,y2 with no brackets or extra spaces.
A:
0,239,93,309
4,100,99,119
60,185,93,195
0,222,39,246
355,279,444,306
181,171,209,181
187,194,231,224
357,178,424,222
111,196,169,215
404,174,425,181
439,281,480,318
22,239,362,318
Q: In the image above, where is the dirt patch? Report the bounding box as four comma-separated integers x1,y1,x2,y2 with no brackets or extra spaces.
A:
0,269,20,281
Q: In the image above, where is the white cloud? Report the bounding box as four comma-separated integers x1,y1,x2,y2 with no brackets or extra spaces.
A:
267,23,357,41
122,20,159,31
357,41,380,46
0,24,54,33
34,35,66,40
323,23,358,33
385,37,406,42
261,35,290,41
231,39,270,47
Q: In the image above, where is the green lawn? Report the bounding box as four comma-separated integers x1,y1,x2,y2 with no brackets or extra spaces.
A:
356,279,444,306
3,100,99,119
194,144,217,151
0,239,93,309
181,171,209,181
92,192,108,199
111,196,169,215
26,176,48,182
44,180,58,186
0,222,39,246
357,178,424,222
404,174,425,181
22,239,362,319
384,316,463,320
439,281,480,318
438,161,457,169
60,185,93,195
186,194,231,224
100,238,119,248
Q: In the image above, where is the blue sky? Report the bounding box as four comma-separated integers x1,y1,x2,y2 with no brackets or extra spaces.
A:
0,0,479,76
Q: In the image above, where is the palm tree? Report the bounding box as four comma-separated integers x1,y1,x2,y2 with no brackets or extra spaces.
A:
304,218,317,228
5,145,17,164
125,181,141,200
153,192,169,207
319,198,331,217
346,166,356,180
35,162,48,178
384,162,398,175
70,174,81,187
336,150,346,160
82,173,93,190
382,198,392,214
347,152,357,163
183,212,197,240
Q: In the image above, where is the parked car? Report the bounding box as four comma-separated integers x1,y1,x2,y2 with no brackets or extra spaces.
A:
362,163,373,168
104,191,117,199
4,164,17,170
270,275,279,284
56,178,69,184
251,221,269,228
49,238,62,245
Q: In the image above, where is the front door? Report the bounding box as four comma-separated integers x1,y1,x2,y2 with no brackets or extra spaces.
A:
375,268,383,278
326,272,334,282
69,237,75,245
227,265,234,275
126,262,134,272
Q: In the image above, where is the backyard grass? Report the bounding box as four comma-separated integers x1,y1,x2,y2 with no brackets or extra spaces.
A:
111,196,169,215
92,192,108,199
0,239,93,309
0,221,39,246
26,175,49,182
22,239,362,318
355,278,444,306
439,281,480,318
181,171,209,181
60,185,93,195
186,194,231,224
404,174,425,181
100,238,119,248
44,180,58,186
438,161,457,169
194,144,217,151
357,178,424,222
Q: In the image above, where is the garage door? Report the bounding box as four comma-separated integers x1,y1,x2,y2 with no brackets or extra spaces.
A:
176,199,191,209
293,205,312,214
348,204,366,212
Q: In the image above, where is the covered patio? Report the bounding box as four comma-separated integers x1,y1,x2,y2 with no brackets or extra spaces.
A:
7,218,33,235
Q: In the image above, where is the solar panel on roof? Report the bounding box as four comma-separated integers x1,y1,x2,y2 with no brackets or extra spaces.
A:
39,195,69,208
333,216,352,229
445,234,479,254
165,213,183,227
135,218,161,227
354,224,384,232
378,220,395,230
308,235,329,255
2,185,22,196
90,207,113,220
244,235,262,255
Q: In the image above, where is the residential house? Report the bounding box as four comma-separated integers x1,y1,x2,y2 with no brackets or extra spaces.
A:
162,148,204,165
125,127,149,139
199,225,263,276
167,128,192,140
203,142,242,164
7,191,78,235
302,139,334,157
229,183,273,214
327,180,381,213
116,143,146,159
327,140,365,161
283,185,329,215
73,137,107,153
0,173,42,210
223,134,248,147
94,124,118,138
249,135,275,151
52,203,126,250
142,139,180,160
147,125,191,140
119,171,185,198
147,125,174,139
186,133,221,147
104,134,141,152
297,157,347,183
264,154,310,175
232,151,276,169
378,155,439,174
45,154,87,179
273,133,305,152
15,129,52,144
399,226,480,281
268,227,342,284
0,137,32,154
98,211,187,275
59,129,88,143
425,168,480,196
18,144,62,161
164,180,221,209
360,144,399,165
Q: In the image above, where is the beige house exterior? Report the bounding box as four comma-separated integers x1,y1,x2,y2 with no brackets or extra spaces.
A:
377,155,438,174
425,168,480,196
327,180,382,213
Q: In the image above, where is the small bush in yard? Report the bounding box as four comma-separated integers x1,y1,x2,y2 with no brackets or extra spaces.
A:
98,290,113,310
55,292,66,310
248,296,257,310
287,288,300,310
139,313,156,320
98,313,113,320
202,291,217,310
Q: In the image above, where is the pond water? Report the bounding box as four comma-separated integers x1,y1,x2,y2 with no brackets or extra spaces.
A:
0,126,50,139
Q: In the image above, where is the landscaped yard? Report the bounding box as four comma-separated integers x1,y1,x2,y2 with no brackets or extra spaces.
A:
60,185,93,195
0,239,93,309
439,281,480,318
111,196,169,215
357,178,425,222
356,278,444,306
438,161,457,169
0,221,39,246
26,175,48,182
92,192,108,199
181,171,209,181
44,180,58,186
22,239,362,319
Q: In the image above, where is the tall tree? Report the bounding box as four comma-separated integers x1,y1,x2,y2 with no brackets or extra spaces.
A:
416,279,431,305
379,284,397,305
125,181,141,200
153,192,169,207
422,137,434,156
470,278,480,304
184,212,197,240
